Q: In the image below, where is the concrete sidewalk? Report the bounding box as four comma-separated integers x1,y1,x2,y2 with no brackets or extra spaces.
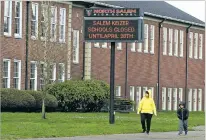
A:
21,126,205,140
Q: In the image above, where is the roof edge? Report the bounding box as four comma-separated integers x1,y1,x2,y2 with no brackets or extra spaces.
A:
92,1,205,28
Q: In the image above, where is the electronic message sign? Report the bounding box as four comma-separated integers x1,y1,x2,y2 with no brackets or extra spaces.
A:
84,8,144,42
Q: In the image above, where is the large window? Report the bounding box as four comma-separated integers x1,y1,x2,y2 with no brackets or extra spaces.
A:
13,60,21,89
31,3,38,38
14,1,22,38
199,34,203,59
3,59,11,88
163,27,167,55
194,33,198,59
50,6,57,41
168,28,173,56
58,63,65,82
49,64,56,83
41,4,48,39
174,29,178,56
40,63,45,90
189,32,193,58
150,25,155,54
4,1,12,36
115,86,121,97
30,62,37,90
144,24,148,53
73,30,80,63
179,30,184,57
59,8,66,42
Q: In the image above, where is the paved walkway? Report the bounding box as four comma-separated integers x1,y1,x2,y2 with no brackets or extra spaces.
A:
21,126,205,140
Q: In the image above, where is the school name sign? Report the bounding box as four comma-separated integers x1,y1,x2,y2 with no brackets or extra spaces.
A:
84,8,144,42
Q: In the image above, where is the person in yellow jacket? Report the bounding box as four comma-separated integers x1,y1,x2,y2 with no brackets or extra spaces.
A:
137,89,157,134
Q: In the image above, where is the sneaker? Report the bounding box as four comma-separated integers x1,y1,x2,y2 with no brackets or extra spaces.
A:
185,131,188,135
142,130,146,133
146,132,149,135
178,132,182,135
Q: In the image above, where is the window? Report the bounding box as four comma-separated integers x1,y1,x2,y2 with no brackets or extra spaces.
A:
3,59,11,88
163,27,167,55
130,86,135,101
136,87,142,104
194,33,198,59
173,88,178,110
49,64,56,83
4,1,12,36
13,60,21,89
189,32,193,58
137,43,142,52
73,30,79,63
117,42,122,50
168,88,172,110
143,87,148,95
131,43,136,52
174,29,178,56
199,34,203,59
101,42,107,48
162,87,166,110
198,89,202,111
148,87,154,99
115,86,121,97
168,28,173,56
150,25,155,54
94,42,100,48
58,63,65,82
31,3,38,38
144,24,148,53
41,5,48,39
14,1,22,38
179,30,184,57
40,63,45,90
179,88,183,102
59,8,66,42
50,6,57,41
30,62,37,90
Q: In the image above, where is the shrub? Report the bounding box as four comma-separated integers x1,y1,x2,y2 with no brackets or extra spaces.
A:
1,88,36,112
46,80,110,112
26,90,58,112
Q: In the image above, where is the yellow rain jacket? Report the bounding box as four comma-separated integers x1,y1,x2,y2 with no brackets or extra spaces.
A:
137,89,157,115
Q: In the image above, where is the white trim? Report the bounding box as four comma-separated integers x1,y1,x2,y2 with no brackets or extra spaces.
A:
117,42,122,50
131,42,136,52
30,61,37,91
163,27,167,55
13,59,21,90
189,32,193,58
199,34,203,59
179,88,183,102
101,42,107,48
59,8,66,43
173,88,178,110
130,86,135,101
73,30,80,64
50,6,57,42
137,43,142,52
4,1,12,36
179,30,184,57
116,86,121,96
144,24,148,53
150,25,155,54
31,3,38,39
168,28,173,56
194,33,198,59
94,42,100,48
174,29,178,57
3,59,11,88
162,87,167,110
14,1,22,38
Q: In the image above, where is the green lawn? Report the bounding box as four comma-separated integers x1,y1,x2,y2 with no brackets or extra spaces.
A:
1,112,205,140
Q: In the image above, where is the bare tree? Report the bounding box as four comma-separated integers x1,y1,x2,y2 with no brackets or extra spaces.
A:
29,1,67,119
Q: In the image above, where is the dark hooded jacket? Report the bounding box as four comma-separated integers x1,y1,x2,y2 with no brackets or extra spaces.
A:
177,101,189,120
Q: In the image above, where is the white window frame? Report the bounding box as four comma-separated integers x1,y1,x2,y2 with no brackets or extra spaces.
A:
150,25,155,54
168,28,173,56
136,87,142,103
73,30,80,64
94,42,100,48
198,89,202,111
116,86,121,97
137,43,142,52
58,63,65,82
199,34,203,59
189,32,193,58
59,8,66,43
144,24,148,53
148,87,154,99
101,42,107,48
163,27,167,55
162,87,167,110
179,88,183,102
13,60,21,90
173,88,178,110
117,42,122,50
30,61,37,90
39,62,46,90
50,64,56,83
4,1,12,36
194,33,198,59
131,42,136,52
193,89,197,111
174,29,178,56
31,3,38,39
130,86,135,101
14,1,22,38
50,6,57,42
40,4,48,40
168,88,172,111
179,30,184,57
3,59,11,88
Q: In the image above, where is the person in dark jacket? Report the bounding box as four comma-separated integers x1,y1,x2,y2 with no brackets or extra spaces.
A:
177,101,189,135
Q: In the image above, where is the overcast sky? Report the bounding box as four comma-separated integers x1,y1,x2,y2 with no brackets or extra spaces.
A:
166,1,205,22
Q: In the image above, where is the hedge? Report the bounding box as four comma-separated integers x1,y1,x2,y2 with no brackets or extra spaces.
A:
1,88,58,112
1,88,36,112
46,80,110,112
26,90,58,112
